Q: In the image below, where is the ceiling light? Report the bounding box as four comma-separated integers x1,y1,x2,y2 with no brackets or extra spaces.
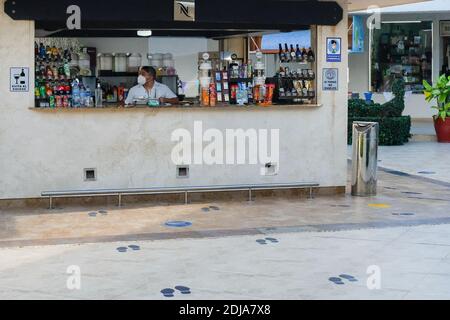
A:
137,30,152,37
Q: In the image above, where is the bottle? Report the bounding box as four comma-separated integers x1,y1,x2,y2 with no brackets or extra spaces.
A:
307,47,315,62
65,85,72,108
95,83,103,107
85,86,92,107
79,84,86,107
290,45,296,62
301,47,307,62
284,43,290,62
278,44,284,62
55,89,63,108
296,45,302,62
72,79,81,107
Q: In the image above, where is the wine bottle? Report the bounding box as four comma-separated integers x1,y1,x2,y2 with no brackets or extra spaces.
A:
278,43,284,63
290,45,296,62
284,43,290,62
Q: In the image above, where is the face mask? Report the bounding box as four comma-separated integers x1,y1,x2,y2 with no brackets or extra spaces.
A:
137,75,147,85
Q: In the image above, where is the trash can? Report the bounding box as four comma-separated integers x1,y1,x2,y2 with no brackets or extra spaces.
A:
351,122,379,197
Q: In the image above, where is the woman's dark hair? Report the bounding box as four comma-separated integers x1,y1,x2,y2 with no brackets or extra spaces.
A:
140,66,156,78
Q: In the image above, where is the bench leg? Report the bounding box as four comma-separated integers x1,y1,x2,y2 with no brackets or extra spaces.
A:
49,197,53,210
185,192,189,205
118,194,122,207
308,187,314,200
248,189,254,202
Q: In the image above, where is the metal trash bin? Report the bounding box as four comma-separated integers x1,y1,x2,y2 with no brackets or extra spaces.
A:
351,122,379,197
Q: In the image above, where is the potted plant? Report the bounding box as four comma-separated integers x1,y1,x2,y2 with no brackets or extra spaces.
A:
423,75,450,143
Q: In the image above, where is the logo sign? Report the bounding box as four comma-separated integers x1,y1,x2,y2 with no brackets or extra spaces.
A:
323,68,338,91
10,67,29,92
326,37,342,62
174,0,195,22
440,21,450,37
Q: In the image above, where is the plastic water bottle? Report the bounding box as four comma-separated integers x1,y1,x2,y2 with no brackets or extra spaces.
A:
79,85,86,108
85,86,92,107
72,80,80,108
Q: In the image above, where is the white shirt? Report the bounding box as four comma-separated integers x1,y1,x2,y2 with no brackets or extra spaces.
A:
125,81,177,105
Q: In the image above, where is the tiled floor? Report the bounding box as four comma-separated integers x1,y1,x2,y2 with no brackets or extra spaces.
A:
1,151,450,299
411,119,435,136
0,224,449,300
348,141,450,183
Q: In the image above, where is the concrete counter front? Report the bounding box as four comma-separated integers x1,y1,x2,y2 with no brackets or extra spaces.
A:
1,104,347,201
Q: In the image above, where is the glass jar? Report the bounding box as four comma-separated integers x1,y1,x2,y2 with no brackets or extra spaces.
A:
98,53,113,71
114,53,127,73
78,50,90,71
127,53,142,73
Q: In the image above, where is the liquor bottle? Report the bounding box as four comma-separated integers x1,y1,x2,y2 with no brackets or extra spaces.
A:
278,43,285,63
95,83,103,107
296,45,302,62
290,45,296,62
302,47,307,63
284,43,290,62
307,47,315,62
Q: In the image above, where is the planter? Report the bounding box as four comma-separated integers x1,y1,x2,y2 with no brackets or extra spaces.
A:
434,117,450,143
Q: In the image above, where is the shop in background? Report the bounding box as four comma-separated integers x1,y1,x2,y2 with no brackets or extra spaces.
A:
371,21,432,94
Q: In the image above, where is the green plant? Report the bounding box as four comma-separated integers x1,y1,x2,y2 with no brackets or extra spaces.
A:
423,75,450,121
348,79,410,146
348,116,411,146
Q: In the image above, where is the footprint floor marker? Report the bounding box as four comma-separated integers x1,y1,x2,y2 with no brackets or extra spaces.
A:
161,288,175,298
165,221,193,228
175,286,191,295
329,277,345,285
339,274,358,282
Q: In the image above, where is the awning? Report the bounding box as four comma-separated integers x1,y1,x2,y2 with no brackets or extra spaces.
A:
4,0,343,38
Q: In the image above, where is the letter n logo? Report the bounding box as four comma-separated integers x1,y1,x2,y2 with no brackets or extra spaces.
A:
174,1,195,22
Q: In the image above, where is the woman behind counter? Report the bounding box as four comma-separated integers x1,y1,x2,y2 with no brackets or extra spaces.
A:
125,66,179,106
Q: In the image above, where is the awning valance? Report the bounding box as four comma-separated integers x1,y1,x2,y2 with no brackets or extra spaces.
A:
5,0,343,36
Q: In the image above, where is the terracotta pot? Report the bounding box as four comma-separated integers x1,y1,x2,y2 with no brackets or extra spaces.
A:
434,117,450,143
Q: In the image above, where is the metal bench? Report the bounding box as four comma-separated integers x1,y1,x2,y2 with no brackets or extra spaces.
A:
42,182,319,209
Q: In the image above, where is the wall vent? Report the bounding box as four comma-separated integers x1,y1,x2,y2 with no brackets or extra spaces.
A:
84,168,97,181
177,166,190,179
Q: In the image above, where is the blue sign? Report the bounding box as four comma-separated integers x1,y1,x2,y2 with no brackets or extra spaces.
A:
326,37,342,62
352,16,365,53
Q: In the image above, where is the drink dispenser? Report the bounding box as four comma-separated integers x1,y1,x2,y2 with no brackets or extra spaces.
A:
253,51,266,104
199,53,212,106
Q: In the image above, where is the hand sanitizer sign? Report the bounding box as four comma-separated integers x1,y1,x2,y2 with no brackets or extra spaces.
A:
326,38,342,62
10,67,29,92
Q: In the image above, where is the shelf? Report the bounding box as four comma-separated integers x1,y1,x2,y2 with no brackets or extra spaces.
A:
98,71,137,77
29,103,323,112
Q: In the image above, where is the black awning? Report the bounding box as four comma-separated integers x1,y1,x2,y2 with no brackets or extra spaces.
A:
5,0,343,35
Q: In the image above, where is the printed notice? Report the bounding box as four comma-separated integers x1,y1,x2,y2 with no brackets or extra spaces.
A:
326,37,342,62
10,67,29,92
323,68,339,91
